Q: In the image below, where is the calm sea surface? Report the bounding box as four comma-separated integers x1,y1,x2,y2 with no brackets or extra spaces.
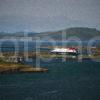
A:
0,59,100,100
0,41,100,100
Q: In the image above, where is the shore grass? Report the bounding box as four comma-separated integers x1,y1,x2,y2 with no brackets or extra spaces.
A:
0,63,48,74
0,46,100,73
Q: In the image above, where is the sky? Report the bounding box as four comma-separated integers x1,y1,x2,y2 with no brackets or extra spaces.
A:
0,0,100,32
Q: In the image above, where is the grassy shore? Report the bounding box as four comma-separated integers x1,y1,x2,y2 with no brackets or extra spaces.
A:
0,62,48,74
0,46,100,74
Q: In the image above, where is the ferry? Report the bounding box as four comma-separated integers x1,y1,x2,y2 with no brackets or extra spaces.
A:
51,47,79,58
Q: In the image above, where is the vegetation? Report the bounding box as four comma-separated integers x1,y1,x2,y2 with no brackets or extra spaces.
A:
0,58,5,63
0,27,100,40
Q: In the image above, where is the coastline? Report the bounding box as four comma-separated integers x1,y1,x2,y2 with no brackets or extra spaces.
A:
0,63,48,74
0,46,100,74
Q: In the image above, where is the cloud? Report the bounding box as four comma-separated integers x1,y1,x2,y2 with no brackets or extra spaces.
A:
0,0,100,32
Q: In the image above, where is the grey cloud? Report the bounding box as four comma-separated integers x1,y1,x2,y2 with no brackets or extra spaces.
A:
0,0,100,32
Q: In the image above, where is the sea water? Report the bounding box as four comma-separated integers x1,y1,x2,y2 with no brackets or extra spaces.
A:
0,41,100,100
0,59,100,100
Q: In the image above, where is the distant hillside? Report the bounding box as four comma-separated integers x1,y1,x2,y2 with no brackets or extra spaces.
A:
31,27,100,40
0,27,100,40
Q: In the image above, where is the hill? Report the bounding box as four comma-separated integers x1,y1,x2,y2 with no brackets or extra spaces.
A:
0,27,100,40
